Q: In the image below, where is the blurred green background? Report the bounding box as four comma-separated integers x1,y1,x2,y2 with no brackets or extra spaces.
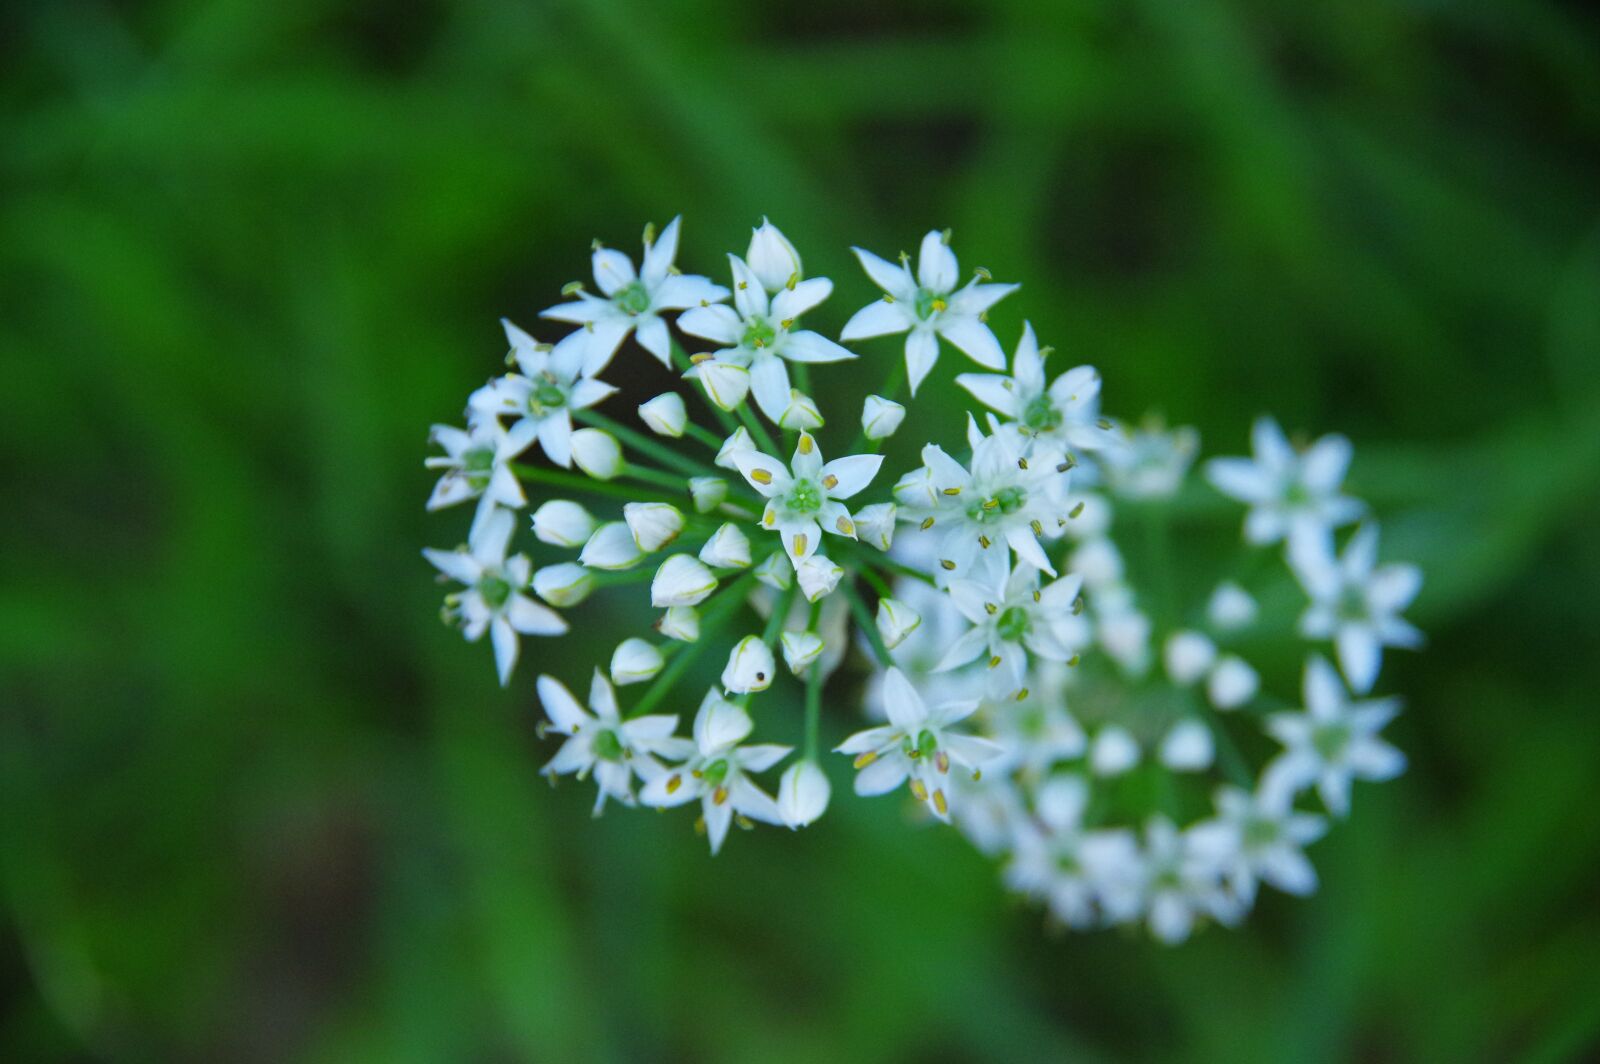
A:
4,0,1600,1060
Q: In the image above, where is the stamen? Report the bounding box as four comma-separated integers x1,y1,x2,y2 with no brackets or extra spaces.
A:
1072,597,1085,616
1030,519,1043,535
822,474,838,490
751,468,772,484
933,790,948,815
853,751,877,769
691,352,712,364
798,434,814,454
1015,688,1029,701
1017,457,1028,469
982,498,998,510
910,779,928,801
942,486,962,496
984,602,997,615
988,655,1002,669
979,535,991,549
792,533,808,556
713,786,729,805
1032,590,1041,603
1070,501,1085,519
666,774,682,794
836,517,854,534
935,751,949,774
940,559,956,571
920,516,935,530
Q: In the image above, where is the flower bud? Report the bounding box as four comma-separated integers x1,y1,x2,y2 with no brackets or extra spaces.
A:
610,638,665,685
623,501,684,552
1207,655,1259,710
530,499,596,548
638,392,687,438
852,502,897,552
721,635,775,694
1090,726,1140,777
1158,719,1214,771
532,562,594,607
698,523,751,569
861,394,906,440
1206,581,1257,631
1163,630,1217,686
714,427,755,470
875,597,921,649
794,554,843,602
650,553,718,607
689,476,728,513
570,427,623,480
578,521,643,570
1072,537,1124,587
658,605,699,642
778,391,823,430
777,760,831,828
691,359,750,411
747,217,802,292
780,630,825,675
753,551,793,591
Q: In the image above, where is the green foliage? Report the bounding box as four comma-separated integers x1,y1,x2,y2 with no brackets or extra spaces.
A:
3,0,1598,1059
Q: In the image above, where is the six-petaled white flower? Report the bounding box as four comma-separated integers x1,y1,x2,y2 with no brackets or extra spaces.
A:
1206,416,1363,551
537,670,693,813
732,431,883,564
956,322,1113,465
470,321,616,468
1290,523,1423,694
1263,655,1406,816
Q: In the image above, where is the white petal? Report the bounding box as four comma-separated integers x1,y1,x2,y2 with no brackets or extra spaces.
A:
507,595,567,636
954,373,1019,417
590,247,637,296
879,667,926,731
653,274,730,310
938,316,1007,369
635,315,671,365
853,756,909,796
905,328,940,394
916,230,958,292
819,454,883,500
678,304,743,344
537,675,590,732
840,300,912,341
771,276,832,320
748,354,792,422
640,216,680,287
779,329,855,363
851,246,916,300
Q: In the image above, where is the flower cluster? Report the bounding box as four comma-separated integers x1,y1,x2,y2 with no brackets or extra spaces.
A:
423,217,1421,938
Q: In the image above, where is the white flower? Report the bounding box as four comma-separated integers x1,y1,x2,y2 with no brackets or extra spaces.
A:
853,502,897,552
537,670,693,813
1164,630,1217,686
894,416,1065,587
1102,423,1198,500
640,692,790,854
578,521,643,570
1090,726,1140,777
875,598,922,650
679,254,854,422
1206,655,1259,710
697,523,751,569
623,502,684,552
780,630,825,674
540,217,729,374
1206,581,1257,631
777,391,824,431
1263,655,1406,816
684,357,751,411
1205,416,1363,550
424,509,566,685
732,431,883,563
722,635,775,694
1139,817,1244,944
688,476,728,514
777,760,831,828
531,499,596,548
610,638,665,685
836,666,1003,822
1003,775,1141,929
1096,595,1152,675
746,217,802,292
638,392,687,438
533,562,594,607
470,322,616,468
1187,785,1326,905
658,605,699,642
1158,720,1214,772
841,230,1018,394
1290,524,1423,694
570,427,624,480
651,554,718,607
752,551,793,591
424,419,527,538
1072,537,1124,588
937,563,1087,698
861,394,906,440
794,554,843,602
955,323,1112,462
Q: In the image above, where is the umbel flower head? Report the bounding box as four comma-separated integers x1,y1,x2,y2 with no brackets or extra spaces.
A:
422,214,1422,942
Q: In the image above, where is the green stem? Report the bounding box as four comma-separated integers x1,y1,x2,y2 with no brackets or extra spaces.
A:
855,562,892,601
623,462,690,493
511,462,681,505
842,581,893,667
850,357,906,455
843,542,938,589
574,409,719,479
683,422,725,452
627,571,755,718
735,401,781,457
740,581,797,708
802,597,824,758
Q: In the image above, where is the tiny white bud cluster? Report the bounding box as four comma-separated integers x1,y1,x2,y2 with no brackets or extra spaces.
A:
422,215,1420,941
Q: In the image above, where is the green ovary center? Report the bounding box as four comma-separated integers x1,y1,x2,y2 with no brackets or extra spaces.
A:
530,382,567,415
1337,585,1368,622
967,485,1026,523
997,607,1031,642
1312,723,1350,760
477,574,512,609
787,479,822,513
592,728,625,761
463,447,496,488
1243,817,1278,849
1022,394,1061,432
914,288,947,321
702,758,730,786
615,282,652,316
742,317,778,349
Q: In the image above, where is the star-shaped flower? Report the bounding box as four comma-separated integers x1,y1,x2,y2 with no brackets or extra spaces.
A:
841,230,1018,394
955,322,1113,464
639,691,790,854
1186,784,1327,906
730,431,883,564
424,418,528,540
540,217,729,374
1263,655,1406,816
468,321,617,468
937,562,1088,698
1205,416,1363,551
423,509,567,684
1290,523,1423,694
537,669,695,813
679,253,854,421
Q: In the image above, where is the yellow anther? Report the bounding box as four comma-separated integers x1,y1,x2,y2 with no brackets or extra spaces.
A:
1097,418,1113,430
910,779,929,801
691,769,704,779
822,474,838,490
1031,519,1043,535
1072,596,1085,616
786,272,798,291
1018,458,1028,470
979,535,991,549
982,498,998,510
984,602,997,615
935,751,950,775
763,511,776,527
988,655,1002,669
920,517,935,530
931,298,947,313
940,559,956,571
943,486,962,496
561,281,585,296
780,317,795,330
933,790,948,815
713,786,729,806
738,281,749,290
642,221,657,245
836,517,854,535
1070,501,1085,519
971,769,983,782
691,352,712,364
792,533,808,556
1068,654,1080,667
666,774,683,794
751,468,772,484
853,750,878,769
1015,688,1029,702
798,434,814,454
